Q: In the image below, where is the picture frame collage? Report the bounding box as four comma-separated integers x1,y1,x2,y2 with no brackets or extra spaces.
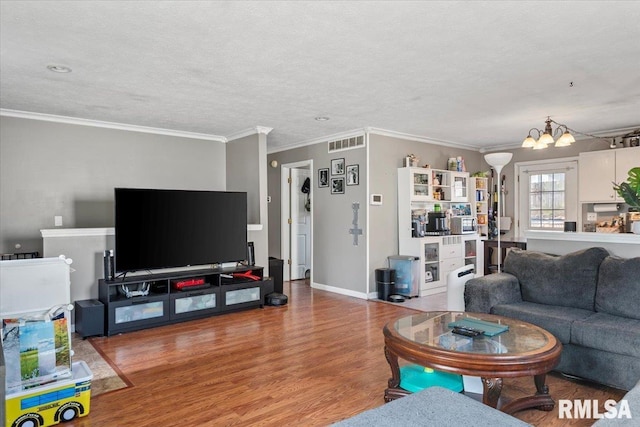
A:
319,158,359,194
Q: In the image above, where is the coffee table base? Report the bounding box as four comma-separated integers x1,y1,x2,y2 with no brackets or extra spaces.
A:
494,374,556,414
385,374,555,414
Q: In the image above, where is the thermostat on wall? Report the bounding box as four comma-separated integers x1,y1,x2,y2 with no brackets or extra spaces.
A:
370,194,383,205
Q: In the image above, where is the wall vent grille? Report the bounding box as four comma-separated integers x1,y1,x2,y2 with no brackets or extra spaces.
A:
328,135,365,153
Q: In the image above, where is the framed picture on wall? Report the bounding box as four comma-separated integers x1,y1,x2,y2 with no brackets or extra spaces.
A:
318,168,329,188
346,164,359,186
331,158,345,176
331,177,345,194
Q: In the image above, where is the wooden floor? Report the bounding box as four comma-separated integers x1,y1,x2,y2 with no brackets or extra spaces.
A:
74,281,625,427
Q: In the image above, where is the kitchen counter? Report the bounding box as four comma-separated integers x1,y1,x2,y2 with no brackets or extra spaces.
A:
525,230,640,257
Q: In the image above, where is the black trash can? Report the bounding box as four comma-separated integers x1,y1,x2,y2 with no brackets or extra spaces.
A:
269,257,284,294
376,268,396,301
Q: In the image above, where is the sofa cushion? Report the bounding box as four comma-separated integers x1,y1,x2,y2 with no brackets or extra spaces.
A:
592,379,640,426
331,386,531,426
491,301,594,344
595,256,640,320
571,312,640,359
503,247,609,311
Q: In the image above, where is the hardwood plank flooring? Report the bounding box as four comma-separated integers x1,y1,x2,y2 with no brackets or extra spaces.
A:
71,282,625,426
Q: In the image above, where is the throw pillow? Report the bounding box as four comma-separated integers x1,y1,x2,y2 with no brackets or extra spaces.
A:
504,247,609,311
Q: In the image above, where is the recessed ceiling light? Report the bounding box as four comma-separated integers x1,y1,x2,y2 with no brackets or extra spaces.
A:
47,65,72,73
315,116,330,121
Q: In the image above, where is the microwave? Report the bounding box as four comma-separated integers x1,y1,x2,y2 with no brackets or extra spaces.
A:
450,217,476,234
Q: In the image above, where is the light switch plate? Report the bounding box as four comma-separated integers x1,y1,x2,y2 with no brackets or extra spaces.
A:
370,194,383,205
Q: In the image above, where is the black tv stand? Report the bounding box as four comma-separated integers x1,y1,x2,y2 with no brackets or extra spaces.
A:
98,265,273,336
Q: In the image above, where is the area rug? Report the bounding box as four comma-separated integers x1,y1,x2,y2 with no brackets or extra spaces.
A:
72,333,130,396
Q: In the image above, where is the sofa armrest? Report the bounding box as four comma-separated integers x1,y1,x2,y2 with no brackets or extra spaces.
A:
464,272,522,313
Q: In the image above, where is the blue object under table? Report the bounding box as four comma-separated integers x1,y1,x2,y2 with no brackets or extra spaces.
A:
399,364,463,393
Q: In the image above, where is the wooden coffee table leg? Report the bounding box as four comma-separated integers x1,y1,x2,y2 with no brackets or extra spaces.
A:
384,346,408,402
500,374,556,414
481,377,503,408
534,373,555,411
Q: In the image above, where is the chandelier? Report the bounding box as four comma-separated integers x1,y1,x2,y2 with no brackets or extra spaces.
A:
522,117,575,149
522,116,640,150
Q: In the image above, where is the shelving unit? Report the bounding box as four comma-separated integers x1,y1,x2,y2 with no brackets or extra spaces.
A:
399,235,483,295
463,234,479,267
398,167,473,240
398,167,483,296
98,265,273,335
471,176,489,237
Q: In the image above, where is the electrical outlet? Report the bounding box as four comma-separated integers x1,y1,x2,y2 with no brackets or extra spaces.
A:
54,215,63,226
587,212,597,222
267,196,272,203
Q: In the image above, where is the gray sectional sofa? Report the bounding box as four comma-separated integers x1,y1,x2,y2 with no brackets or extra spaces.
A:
465,247,640,391
332,380,640,426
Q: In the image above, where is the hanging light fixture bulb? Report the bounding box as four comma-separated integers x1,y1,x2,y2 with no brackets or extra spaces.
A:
555,130,576,147
522,134,537,148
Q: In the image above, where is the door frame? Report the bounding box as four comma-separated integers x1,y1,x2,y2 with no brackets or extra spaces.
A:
280,159,313,282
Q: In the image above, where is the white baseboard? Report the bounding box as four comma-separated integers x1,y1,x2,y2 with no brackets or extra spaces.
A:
311,281,368,300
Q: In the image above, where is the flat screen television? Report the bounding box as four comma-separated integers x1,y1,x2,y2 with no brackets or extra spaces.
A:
115,188,248,274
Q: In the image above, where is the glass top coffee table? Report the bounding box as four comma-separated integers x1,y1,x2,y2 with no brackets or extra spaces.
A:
383,311,562,414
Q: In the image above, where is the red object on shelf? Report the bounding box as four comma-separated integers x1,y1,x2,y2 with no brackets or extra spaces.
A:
172,277,206,290
232,270,261,281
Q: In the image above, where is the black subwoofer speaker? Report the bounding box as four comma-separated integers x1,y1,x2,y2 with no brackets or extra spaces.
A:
75,299,105,338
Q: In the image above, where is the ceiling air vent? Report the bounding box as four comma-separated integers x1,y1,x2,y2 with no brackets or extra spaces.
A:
328,135,365,153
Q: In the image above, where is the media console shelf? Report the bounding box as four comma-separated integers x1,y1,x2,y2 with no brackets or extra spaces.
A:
98,265,273,336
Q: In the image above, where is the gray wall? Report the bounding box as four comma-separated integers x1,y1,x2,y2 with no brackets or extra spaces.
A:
226,133,261,224
268,140,368,294
226,132,270,273
0,116,226,254
368,134,483,293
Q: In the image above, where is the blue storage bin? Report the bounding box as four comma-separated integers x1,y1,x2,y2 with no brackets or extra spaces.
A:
399,364,463,393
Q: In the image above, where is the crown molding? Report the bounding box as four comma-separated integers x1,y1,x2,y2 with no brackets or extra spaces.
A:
365,127,480,151
268,126,484,154
0,109,227,142
226,126,273,142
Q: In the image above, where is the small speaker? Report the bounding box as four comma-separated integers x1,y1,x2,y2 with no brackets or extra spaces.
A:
103,250,114,281
75,299,105,338
247,241,255,266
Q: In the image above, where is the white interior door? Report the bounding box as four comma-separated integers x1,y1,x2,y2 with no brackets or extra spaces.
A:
290,168,311,280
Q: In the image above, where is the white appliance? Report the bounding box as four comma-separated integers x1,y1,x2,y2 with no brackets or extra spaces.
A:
450,217,476,235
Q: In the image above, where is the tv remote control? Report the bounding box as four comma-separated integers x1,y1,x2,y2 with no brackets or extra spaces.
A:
451,326,484,337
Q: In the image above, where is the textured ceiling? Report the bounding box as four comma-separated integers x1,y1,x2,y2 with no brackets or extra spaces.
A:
1,1,640,152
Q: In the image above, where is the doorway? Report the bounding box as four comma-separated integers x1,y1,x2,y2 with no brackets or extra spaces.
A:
280,160,313,282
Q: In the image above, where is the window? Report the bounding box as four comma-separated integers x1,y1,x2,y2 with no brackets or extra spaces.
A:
516,159,578,236
528,172,566,229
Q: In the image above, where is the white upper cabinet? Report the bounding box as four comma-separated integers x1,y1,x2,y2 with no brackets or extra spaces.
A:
579,147,640,203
